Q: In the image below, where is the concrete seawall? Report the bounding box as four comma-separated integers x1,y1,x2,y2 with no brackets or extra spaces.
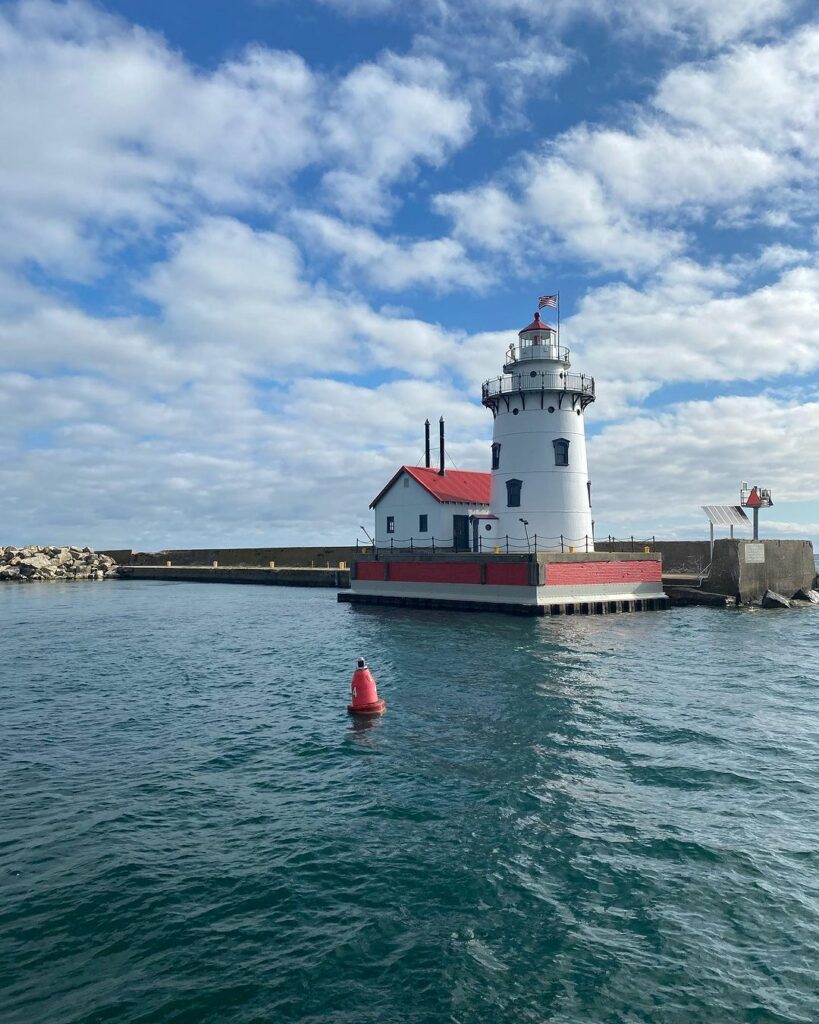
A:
119,566,350,587
706,539,815,604
106,538,815,604
596,540,710,574
104,546,359,569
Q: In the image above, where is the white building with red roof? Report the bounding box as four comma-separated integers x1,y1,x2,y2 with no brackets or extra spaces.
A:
370,463,490,550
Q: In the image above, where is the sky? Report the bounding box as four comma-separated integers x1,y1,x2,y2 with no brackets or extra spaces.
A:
1,0,818,550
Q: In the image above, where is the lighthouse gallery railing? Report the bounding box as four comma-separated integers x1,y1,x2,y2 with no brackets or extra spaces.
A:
481,370,595,402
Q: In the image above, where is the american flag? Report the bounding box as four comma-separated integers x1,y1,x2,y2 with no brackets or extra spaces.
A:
538,294,558,309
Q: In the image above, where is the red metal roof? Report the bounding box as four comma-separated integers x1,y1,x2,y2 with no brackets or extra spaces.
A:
519,311,556,334
370,466,491,508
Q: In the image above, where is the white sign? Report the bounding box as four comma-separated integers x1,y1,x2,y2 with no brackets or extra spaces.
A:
745,543,765,564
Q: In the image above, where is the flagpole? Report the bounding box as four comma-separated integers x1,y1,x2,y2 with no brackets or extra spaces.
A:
557,291,560,347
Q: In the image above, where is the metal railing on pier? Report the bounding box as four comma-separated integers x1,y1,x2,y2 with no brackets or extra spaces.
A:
355,534,601,556
596,536,658,552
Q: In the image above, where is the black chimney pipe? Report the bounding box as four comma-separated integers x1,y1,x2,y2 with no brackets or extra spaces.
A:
438,416,445,476
424,419,431,468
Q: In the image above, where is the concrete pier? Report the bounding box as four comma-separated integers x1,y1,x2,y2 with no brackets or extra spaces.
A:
119,565,349,587
339,550,667,616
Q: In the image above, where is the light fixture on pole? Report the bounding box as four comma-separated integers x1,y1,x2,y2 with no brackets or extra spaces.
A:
519,518,530,549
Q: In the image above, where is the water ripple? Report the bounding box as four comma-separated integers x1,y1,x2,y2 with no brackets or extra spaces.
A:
1,583,818,1023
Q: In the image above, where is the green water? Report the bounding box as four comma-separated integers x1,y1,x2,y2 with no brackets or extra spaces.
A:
1,581,818,1023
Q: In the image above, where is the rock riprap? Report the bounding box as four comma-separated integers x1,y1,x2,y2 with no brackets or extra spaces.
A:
0,546,119,583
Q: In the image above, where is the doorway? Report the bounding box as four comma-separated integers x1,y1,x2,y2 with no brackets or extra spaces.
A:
453,515,470,551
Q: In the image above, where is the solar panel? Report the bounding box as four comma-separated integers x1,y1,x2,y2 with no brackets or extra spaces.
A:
701,505,750,527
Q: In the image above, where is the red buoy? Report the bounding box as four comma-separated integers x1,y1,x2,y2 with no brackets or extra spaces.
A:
347,657,386,716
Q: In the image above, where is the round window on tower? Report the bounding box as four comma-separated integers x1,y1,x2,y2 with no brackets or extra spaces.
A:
530,370,537,378
576,409,581,416
485,524,492,532
548,406,555,413
512,407,520,415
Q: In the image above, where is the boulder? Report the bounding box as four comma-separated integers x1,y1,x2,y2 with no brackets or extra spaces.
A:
19,553,53,571
761,589,791,609
0,543,123,583
792,588,819,603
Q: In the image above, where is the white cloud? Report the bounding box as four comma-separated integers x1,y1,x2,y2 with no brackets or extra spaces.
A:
654,27,819,155
140,217,464,379
568,262,819,412
589,395,819,540
0,2,475,278
0,0,318,276
435,26,819,276
319,53,472,220
290,211,489,291
318,0,792,48
576,0,790,47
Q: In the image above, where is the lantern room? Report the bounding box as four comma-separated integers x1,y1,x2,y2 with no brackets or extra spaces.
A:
504,311,568,370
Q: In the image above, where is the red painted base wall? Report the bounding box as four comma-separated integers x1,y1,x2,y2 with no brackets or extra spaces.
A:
545,561,661,585
354,559,660,588
354,561,529,586
388,562,481,584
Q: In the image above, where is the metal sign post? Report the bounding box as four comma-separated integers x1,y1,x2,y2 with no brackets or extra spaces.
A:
739,483,773,540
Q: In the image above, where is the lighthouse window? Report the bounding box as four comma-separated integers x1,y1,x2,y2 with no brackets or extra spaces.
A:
587,481,592,507
386,516,395,534
506,478,523,508
418,514,428,533
530,370,537,378
553,438,570,467
548,406,555,413
512,408,520,415
491,442,501,470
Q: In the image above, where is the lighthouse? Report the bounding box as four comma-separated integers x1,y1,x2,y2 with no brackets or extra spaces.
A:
480,310,595,551
343,296,666,615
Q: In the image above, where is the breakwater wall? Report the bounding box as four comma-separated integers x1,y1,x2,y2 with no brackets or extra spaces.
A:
102,546,358,568
707,539,816,604
595,540,710,574
2,546,119,583
119,566,349,587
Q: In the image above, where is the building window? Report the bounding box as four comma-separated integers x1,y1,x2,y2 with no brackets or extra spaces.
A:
403,476,409,487
553,438,570,467
386,516,395,533
506,478,522,507
419,514,428,533
587,480,592,507
491,442,501,470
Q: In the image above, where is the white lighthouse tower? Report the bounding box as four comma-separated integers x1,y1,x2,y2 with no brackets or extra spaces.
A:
480,309,595,551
